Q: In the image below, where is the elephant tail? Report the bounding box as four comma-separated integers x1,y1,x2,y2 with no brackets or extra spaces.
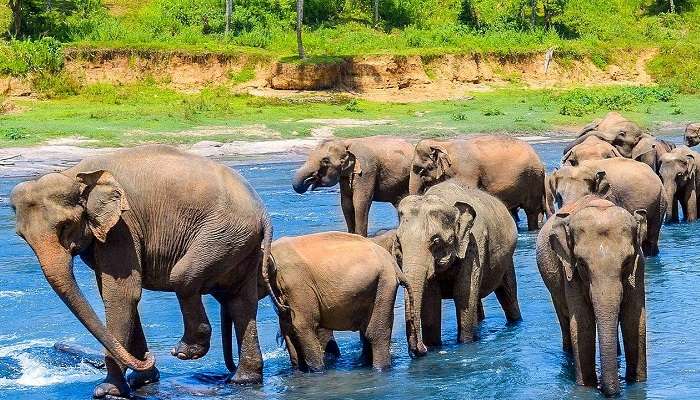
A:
260,212,288,311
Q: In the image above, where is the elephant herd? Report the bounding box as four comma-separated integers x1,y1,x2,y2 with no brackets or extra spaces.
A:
8,114,699,398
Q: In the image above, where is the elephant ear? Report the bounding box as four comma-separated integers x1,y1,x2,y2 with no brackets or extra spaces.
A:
454,201,477,259
77,170,130,243
561,149,576,166
593,170,610,197
576,120,601,137
343,145,363,176
429,145,451,179
549,212,576,282
686,153,697,180
632,209,647,251
631,138,655,161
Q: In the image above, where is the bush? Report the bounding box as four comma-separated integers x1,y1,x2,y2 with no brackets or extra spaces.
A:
31,70,82,98
556,86,677,116
648,43,700,94
0,38,63,76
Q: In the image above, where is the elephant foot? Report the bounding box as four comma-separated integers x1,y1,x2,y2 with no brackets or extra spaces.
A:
93,378,130,399
127,366,160,389
171,340,210,360
227,369,263,385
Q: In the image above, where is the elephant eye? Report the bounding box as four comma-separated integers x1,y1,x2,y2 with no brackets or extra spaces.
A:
321,157,331,165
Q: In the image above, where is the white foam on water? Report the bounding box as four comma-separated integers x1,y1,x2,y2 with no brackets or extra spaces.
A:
262,347,288,361
0,290,27,298
0,339,102,388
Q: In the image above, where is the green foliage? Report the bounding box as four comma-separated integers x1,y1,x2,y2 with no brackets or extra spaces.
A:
648,43,700,94
482,107,504,116
556,86,677,116
1,127,28,140
0,38,63,76
9,0,107,40
31,70,82,98
229,65,256,84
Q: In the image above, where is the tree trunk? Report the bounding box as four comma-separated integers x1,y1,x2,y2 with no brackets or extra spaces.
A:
530,0,537,27
670,0,675,13
296,0,305,59
225,0,232,35
373,0,379,27
10,0,22,38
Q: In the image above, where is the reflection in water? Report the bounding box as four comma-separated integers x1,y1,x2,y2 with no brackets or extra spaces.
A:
1,140,700,399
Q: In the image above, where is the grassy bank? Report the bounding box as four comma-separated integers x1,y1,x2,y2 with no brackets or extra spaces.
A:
1,84,697,148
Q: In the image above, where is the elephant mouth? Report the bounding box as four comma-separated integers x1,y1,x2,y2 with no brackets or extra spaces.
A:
304,175,320,191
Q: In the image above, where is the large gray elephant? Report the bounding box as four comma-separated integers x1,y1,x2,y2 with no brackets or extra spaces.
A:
549,158,666,256
264,231,426,371
292,136,414,236
631,136,676,173
409,135,546,230
659,146,699,222
685,123,700,147
564,112,649,158
10,145,276,398
562,135,622,166
394,181,521,347
537,195,647,397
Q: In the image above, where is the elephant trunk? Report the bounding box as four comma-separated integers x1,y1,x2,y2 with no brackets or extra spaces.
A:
408,172,423,195
221,306,235,373
402,256,430,351
292,163,317,194
395,265,427,357
592,282,622,397
35,239,154,372
662,179,678,223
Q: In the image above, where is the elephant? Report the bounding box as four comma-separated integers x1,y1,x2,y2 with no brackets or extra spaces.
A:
658,146,700,223
537,195,647,397
549,157,666,256
292,136,414,236
685,123,700,147
10,145,277,398
564,112,649,159
264,231,426,371
631,136,676,173
394,180,521,347
409,135,546,230
562,135,622,166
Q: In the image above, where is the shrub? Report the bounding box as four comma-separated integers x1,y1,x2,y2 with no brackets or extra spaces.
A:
0,38,64,76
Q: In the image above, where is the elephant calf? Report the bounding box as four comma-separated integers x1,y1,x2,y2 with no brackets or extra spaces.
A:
659,146,700,222
395,180,521,347
537,195,647,397
562,135,622,166
685,123,700,147
550,157,666,256
410,135,546,230
267,232,426,371
292,136,414,236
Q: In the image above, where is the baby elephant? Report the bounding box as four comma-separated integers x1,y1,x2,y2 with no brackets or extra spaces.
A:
537,196,647,397
267,232,426,372
395,180,521,347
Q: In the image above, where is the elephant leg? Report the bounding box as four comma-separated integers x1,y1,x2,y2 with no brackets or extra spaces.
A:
227,276,263,384
621,272,647,383
93,271,142,399
421,282,443,347
477,300,485,322
683,186,698,222
525,207,540,231
511,208,521,223
292,315,324,372
172,293,211,360
567,298,597,387
494,261,522,323
670,195,679,222
318,329,340,359
279,313,300,369
360,333,372,364
340,184,356,234
550,294,572,353
352,184,374,237
364,276,397,370
126,312,160,389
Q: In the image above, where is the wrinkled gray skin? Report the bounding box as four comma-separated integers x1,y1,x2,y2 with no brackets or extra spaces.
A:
658,146,699,223
550,158,666,256
562,136,622,166
631,136,676,173
537,196,647,397
394,181,521,347
10,145,274,398
410,135,546,230
266,232,427,371
685,123,700,147
293,137,414,236
564,112,649,159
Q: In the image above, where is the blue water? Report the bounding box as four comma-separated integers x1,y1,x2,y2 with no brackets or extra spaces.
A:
1,140,699,399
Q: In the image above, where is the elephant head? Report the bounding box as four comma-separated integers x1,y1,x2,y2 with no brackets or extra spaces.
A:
292,140,361,193
561,136,622,166
685,123,700,147
549,165,611,209
409,140,452,195
10,171,154,372
394,194,476,343
549,200,646,396
659,147,697,221
564,113,648,158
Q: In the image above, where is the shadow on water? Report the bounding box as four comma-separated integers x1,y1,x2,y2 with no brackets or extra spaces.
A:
1,138,700,399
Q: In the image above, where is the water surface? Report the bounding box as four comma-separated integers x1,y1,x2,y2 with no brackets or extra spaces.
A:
1,141,699,399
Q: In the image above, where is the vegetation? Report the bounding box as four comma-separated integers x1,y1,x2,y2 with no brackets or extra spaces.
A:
1,83,698,147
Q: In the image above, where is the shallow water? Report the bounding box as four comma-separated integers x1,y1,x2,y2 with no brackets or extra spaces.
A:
1,140,699,399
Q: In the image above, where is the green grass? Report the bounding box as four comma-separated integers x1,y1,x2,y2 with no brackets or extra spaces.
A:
1,83,698,147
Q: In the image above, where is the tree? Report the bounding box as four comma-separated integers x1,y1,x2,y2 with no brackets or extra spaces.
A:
373,0,379,26
670,0,675,12
296,0,305,59
8,0,22,37
225,0,232,34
